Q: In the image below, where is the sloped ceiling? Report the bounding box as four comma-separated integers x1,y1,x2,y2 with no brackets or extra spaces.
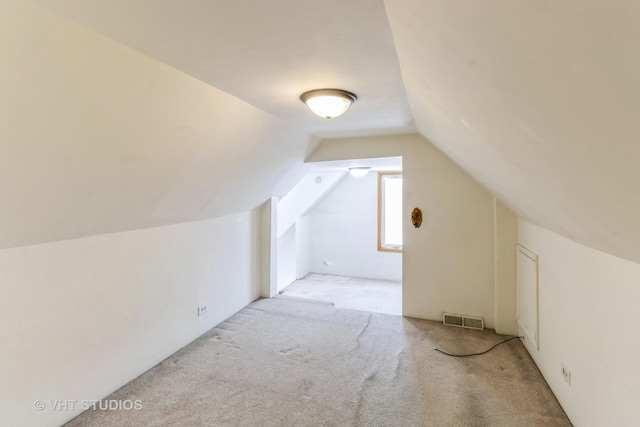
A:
9,0,640,265
28,0,414,138
384,0,640,263
3,0,413,249
0,1,313,249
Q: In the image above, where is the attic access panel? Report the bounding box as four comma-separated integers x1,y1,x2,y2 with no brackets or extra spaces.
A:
516,244,539,350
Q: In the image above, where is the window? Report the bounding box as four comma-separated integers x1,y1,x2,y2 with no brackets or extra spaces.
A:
378,172,403,252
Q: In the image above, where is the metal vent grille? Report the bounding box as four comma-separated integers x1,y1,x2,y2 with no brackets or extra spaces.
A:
443,313,463,326
443,313,484,330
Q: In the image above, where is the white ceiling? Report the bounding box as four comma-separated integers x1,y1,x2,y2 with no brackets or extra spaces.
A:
1,2,316,248
14,0,640,264
29,0,415,138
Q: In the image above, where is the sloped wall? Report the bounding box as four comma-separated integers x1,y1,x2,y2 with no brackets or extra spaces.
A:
277,171,346,239
385,0,640,265
0,0,312,250
518,221,640,426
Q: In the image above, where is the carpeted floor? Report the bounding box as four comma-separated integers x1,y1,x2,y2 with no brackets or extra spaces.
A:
64,297,571,426
280,273,402,315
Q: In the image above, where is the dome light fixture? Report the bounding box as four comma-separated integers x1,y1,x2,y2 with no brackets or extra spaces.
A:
300,89,357,119
348,167,371,177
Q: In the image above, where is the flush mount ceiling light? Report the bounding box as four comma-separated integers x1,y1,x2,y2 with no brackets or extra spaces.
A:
300,89,357,119
348,167,371,177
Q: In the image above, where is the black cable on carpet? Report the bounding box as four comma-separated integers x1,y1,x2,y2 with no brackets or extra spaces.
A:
434,336,524,357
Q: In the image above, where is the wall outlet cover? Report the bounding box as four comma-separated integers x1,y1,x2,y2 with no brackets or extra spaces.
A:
561,363,571,385
198,305,208,316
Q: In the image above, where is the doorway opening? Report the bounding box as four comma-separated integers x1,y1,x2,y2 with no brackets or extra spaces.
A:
275,157,403,315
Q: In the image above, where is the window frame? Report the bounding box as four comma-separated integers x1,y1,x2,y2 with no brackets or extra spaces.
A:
377,171,403,253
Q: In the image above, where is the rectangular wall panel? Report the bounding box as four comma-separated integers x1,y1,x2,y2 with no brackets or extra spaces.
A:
516,244,539,349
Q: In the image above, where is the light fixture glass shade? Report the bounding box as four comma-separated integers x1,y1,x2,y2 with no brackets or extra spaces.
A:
348,167,371,177
300,89,357,119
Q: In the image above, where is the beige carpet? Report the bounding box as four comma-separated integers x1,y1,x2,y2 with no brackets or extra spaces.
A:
64,297,571,426
280,273,402,315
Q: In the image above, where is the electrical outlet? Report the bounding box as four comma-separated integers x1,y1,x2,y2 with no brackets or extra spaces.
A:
561,363,571,385
198,305,208,317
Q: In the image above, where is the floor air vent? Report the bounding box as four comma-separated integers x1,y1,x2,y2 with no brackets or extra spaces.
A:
443,313,484,330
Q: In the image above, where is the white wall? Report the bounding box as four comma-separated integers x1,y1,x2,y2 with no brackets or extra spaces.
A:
518,220,640,427
306,172,402,281
276,171,348,291
277,171,346,239
308,134,518,331
0,212,261,427
260,198,278,298
277,225,297,291
295,216,312,280
494,198,518,335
